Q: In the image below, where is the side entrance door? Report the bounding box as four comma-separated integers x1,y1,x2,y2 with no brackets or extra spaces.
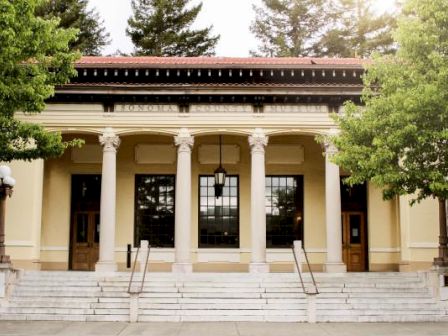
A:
342,211,367,272
70,174,101,271
71,211,100,271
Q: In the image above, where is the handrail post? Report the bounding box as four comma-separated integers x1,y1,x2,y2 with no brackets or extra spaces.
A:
293,240,304,274
127,240,151,323
139,240,149,274
292,240,319,323
127,246,140,293
307,293,317,323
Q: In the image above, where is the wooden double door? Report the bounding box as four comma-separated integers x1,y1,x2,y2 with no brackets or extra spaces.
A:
71,211,100,271
70,174,102,271
342,211,367,272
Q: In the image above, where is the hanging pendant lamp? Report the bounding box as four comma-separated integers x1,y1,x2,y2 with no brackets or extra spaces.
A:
214,135,227,198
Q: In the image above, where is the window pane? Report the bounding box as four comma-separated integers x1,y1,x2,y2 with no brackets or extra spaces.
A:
266,176,304,248
135,175,175,247
199,175,239,248
76,214,88,243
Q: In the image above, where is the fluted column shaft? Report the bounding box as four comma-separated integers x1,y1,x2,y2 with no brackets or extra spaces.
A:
96,128,120,273
324,143,346,273
249,128,269,273
172,128,194,273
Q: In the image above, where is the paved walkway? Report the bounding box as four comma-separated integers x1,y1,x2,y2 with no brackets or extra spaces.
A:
1,322,448,336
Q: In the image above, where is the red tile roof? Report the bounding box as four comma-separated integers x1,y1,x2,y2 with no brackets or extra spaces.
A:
76,56,366,68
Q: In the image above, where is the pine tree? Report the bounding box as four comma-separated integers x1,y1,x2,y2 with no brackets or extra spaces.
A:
315,0,397,57
251,0,397,58
127,0,219,56
36,0,110,56
250,0,329,57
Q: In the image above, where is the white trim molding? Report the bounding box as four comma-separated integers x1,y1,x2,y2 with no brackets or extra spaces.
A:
6,241,34,247
195,249,243,263
409,242,438,249
369,247,401,253
40,246,68,251
115,247,175,262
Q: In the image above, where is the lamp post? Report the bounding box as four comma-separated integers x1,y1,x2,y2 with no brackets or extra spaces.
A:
214,135,227,198
0,165,15,265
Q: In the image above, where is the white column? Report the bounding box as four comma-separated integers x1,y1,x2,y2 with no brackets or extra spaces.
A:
249,128,269,273
96,127,120,273
172,128,194,273
323,142,346,273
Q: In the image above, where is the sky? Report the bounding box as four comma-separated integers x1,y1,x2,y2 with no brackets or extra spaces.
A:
87,0,396,57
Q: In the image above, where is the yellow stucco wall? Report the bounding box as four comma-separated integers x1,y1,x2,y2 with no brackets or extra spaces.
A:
4,160,44,269
4,132,441,272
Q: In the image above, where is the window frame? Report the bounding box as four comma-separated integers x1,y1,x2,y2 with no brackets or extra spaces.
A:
265,175,304,248
198,174,240,248
134,174,176,248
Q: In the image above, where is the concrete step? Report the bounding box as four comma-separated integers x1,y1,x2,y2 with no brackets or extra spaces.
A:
9,297,99,303
3,270,442,323
0,307,94,315
7,301,94,309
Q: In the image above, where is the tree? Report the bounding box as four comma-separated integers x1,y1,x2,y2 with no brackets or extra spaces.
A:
0,0,81,162
250,0,329,57
35,0,110,56
127,0,219,57
328,0,448,266
250,0,397,58
315,0,397,57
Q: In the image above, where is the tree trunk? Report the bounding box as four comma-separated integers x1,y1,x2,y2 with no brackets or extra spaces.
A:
434,197,448,267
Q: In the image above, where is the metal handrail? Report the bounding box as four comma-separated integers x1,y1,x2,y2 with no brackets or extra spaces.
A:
302,246,319,294
127,245,151,294
292,245,319,295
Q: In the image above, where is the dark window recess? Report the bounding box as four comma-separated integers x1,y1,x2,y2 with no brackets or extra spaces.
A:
349,214,361,244
266,176,304,248
76,214,89,243
134,175,175,247
199,176,239,248
71,175,101,212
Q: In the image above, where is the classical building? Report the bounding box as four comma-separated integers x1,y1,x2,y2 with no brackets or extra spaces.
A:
4,57,441,273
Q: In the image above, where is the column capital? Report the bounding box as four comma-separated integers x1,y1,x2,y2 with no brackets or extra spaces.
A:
249,128,268,153
174,128,194,152
99,128,120,152
324,142,338,156
324,128,340,157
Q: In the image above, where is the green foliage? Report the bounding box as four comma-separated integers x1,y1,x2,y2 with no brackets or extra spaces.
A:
250,0,329,57
0,0,82,162
329,0,448,203
127,0,219,56
251,0,397,57
35,0,110,56
316,0,397,57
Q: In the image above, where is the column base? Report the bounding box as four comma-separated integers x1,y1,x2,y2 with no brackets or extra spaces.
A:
323,262,346,273
172,263,193,273
249,263,270,273
95,261,117,273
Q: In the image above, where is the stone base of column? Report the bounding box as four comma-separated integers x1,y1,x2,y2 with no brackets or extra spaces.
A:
323,262,346,273
95,261,117,273
249,262,270,273
172,263,193,273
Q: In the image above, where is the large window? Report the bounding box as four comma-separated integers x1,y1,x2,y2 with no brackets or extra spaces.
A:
134,175,175,247
266,176,304,248
199,176,239,248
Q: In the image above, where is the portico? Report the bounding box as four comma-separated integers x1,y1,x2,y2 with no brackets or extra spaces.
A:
68,123,348,274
